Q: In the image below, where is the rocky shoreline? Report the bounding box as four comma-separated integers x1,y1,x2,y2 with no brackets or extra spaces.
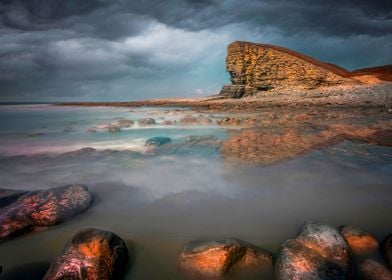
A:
57,83,392,112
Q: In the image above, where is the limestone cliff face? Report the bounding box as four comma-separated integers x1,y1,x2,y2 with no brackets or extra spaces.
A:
220,41,357,97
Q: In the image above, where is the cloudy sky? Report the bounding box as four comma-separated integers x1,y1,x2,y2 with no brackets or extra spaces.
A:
0,0,391,101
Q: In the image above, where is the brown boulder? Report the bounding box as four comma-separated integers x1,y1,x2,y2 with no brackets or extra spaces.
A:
276,221,351,280
114,119,134,128
137,118,156,126
0,189,28,208
178,239,273,278
44,228,129,280
0,184,93,240
340,226,379,255
359,259,392,280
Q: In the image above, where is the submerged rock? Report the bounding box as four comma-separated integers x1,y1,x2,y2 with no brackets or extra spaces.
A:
276,221,351,280
0,189,28,208
155,135,222,156
145,136,172,147
0,184,93,240
179,115,212,125
178,238,273,278
340,225,379,255
381,234,392,267
44,228,128,280
161,120,174,125
359,259,392,280
107,124,121,133
137,118,156,125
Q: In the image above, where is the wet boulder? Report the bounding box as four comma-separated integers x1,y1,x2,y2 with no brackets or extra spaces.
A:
340,225,379,255
44,228,129,280
276,221,352,280
178,238,273,278
107,124,121,133
359,259,392,280
0,184,93,240
114,119,134,128
145,136,172,147
137,118,156,126
0,189,28,208
381,234,392,267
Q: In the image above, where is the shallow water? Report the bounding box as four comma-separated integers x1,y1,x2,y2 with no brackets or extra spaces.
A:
0,104,391,279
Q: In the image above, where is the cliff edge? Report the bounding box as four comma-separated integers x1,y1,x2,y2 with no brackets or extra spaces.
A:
220,41,391,98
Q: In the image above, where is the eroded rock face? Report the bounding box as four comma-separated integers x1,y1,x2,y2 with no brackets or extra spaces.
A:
381,234,392,267
219,41,358,97
340,226,379,255
276,221,351,280
0,184,93,240
44,228,128,280
178,239,273,278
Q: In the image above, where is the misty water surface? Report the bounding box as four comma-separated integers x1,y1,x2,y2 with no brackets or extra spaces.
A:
0,104,391,280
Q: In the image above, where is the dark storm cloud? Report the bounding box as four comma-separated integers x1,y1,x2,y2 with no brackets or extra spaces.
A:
0,0,391,101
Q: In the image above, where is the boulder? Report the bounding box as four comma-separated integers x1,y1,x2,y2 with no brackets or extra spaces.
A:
0,184,93,240
276,221,351,280
114,119,134,128
340,226,379,255
44,228,128,280
359,259,392,280
145,136,172,147
381,234,392,267
179,115,198,125
137,118,156,126
178,239,273,278
0,189,28,208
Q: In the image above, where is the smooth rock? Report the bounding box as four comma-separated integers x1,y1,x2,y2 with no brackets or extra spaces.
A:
178,238,273,278
340,225,379,255
276,221,351,280
114,119,134,128
145,136,172,147
137,118,156,125
381,234,392,267
44,228,128,280
359,259,392,280
179,115,198,125
0,184,93,240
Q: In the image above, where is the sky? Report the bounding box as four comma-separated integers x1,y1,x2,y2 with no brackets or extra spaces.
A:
0,0,391,102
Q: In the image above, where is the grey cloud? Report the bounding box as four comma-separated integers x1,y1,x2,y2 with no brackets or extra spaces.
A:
0,0,391,101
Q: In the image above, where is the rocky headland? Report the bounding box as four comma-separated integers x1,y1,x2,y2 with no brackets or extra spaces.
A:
58,41,391,110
